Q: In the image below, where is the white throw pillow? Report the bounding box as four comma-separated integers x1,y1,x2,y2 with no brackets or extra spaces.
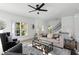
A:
47,33,53,39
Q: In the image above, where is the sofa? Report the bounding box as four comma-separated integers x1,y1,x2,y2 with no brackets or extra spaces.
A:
39,33,64,48
3,43,22,55
0,32,17,52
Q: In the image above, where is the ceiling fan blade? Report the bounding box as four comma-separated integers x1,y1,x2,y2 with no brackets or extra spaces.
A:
38,3,45,9
39,9,48,11
28,5,36,9
29,10,36,12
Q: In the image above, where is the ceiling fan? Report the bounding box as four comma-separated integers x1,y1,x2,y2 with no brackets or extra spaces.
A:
28,3,48,14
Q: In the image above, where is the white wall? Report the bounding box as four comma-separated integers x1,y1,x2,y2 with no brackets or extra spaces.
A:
35,19,45,33
61,16,74,36
34,18,60,34
74,14,79,42
44,19,61,33
61,14,79,42
0,10,36,41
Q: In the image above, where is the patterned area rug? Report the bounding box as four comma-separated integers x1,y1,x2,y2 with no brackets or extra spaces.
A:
21,39,71,55
20,39,32,45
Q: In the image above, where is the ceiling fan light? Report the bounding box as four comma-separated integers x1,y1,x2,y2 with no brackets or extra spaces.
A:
37,12,39,14
36,5,39,7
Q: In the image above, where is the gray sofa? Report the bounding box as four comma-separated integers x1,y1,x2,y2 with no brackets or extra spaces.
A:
3,43,22,55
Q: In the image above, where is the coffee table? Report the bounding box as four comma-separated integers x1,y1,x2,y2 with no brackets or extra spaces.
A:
32,39,53,54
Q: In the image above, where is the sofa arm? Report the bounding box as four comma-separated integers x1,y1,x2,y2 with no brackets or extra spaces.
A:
5,43,22,54
3,52,22,55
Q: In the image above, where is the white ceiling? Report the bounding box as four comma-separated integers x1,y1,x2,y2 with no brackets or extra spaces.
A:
0,3,79,20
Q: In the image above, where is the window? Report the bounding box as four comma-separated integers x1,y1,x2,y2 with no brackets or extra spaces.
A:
15,22,28,36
